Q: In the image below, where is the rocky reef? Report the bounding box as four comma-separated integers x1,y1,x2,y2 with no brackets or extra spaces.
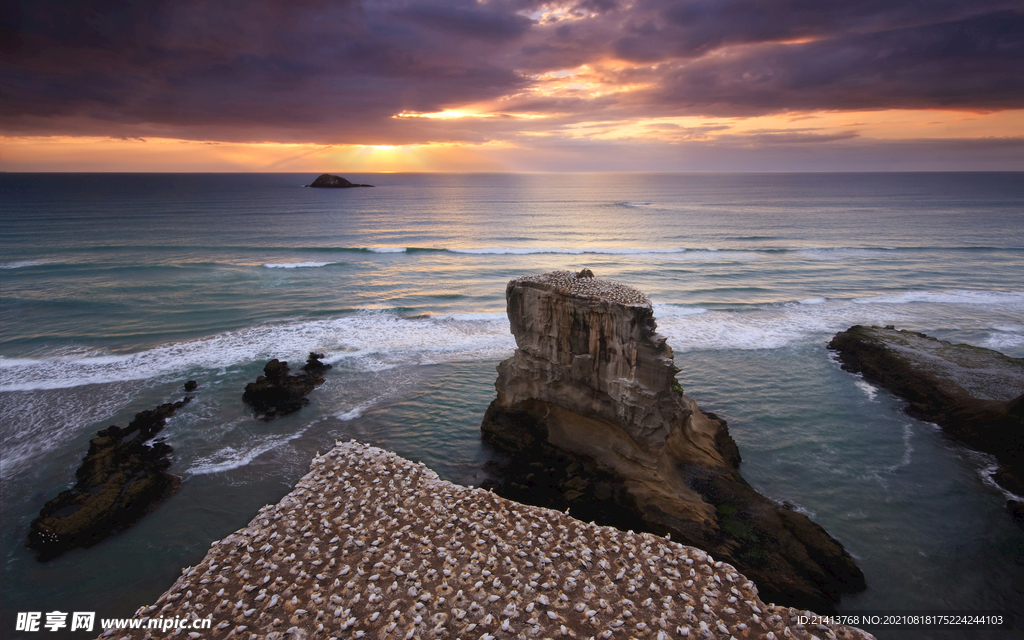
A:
307,173,374,188
242,353,332,420
480,271,866,612
110,440,875,640
27,397,191,561
829,325,1024,523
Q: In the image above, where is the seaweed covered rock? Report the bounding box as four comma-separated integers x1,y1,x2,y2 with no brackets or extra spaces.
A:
481,271,866,611
27,398,191,561
242,352,332,420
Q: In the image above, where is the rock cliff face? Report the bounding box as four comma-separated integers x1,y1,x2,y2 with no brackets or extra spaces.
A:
481,271,865,611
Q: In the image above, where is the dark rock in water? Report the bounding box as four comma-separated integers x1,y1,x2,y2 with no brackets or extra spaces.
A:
307,173,374,188
242,352,332,420
480,271,865,612
1008,500,1024,531
27,398,191,561
183,380,198,392
829,325,1024,500
575,268,595,278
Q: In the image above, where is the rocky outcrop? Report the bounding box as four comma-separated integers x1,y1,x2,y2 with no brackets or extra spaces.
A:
829,325,1024,524
242,352,332,420
307,173,374,188
481,271,866,611
27,398,191,561
116,441,876,640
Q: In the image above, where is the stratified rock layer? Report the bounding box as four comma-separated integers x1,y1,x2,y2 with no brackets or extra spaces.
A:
106,440,875,640
27,398,191,561
481,271,866,612
829,325,1024,521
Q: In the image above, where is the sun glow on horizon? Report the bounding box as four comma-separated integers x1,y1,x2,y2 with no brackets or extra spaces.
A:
0,136,513,172
2,107,1021,172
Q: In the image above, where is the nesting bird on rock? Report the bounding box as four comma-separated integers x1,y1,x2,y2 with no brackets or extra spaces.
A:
515,270,651,307
109,440,874,640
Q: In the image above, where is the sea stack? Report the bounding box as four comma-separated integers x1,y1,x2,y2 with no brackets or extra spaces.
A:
481,270,866,611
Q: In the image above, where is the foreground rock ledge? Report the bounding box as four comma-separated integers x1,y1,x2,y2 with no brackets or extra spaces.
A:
829,325,1024,521
481,271,865,612
108,441,874,640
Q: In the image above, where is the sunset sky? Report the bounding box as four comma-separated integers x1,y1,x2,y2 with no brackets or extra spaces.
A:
2,0,1023,171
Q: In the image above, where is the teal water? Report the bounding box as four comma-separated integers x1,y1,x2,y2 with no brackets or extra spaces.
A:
2,173,1023,638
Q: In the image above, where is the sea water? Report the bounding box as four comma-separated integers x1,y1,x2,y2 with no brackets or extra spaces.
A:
1,172,1022,639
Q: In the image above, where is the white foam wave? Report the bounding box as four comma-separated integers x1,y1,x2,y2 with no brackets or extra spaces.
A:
367,247,407,253
0,312,516,391
854,379,879,401
5,286,1017,392
652,304,708,318
263,261,337,269
799,297,827,305
620,201,653,207
0,260,46,269
983,332,1024,353
884,422,914,473
655,300,912,352
433,312,509,321
335,395,387,421
187,425,312,475
992,324,1024,332
984,323,1024,353
854,290,1024,306
0,382,142,480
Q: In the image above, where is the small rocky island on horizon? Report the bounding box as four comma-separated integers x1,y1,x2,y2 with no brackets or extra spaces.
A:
480,269,866,612
306,173,374,188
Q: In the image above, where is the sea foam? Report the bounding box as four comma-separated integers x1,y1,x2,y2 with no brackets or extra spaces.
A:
854,290,1024,306
263,261,338,268
0,312,516,392
0,260,47,269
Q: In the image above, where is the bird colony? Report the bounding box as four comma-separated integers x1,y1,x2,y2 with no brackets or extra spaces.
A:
105,441,874,640
514,271,651,307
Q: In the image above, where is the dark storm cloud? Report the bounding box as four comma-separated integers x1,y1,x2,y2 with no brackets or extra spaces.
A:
611,0,1019,61
1,0,1021,143
1,0,534,142
647,8,1024,115
400,2,533,39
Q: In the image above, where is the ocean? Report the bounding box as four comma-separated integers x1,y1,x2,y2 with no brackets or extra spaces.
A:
1,172,1022,639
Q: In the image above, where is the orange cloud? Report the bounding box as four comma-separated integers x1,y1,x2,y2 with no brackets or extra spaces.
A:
0,137,512,173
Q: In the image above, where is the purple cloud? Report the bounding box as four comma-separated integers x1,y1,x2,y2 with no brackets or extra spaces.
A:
1,0,1021,143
